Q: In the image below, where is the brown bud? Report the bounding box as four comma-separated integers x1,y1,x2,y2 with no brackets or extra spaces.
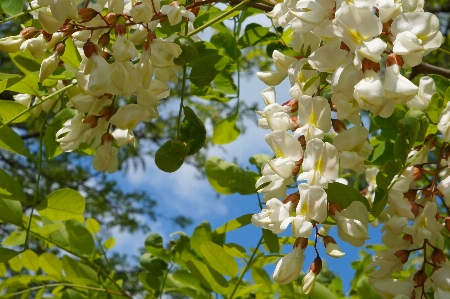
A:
294,237,308,249
402,233,413,244
310,256,322,275
290,117,299,130
332,119,347,133
394,249,410,264
410,201,420,218
100,50,111,61
292,164,300,176
60,24,75,36
83,115,99,128
105,13,119,25
431,248,446,265
98,33,111,48
386,53,404,67
298,135,306,149
404,189,416,202
328,202,342,216
78,7,98,22
20,27,38,39
147,30,157,41
323,235,337,247
283,192,300,207
115,24,127,36
54,43,65,56
99,107,113,121
413,269,427,286
101,133,114,145
361,58,381,73
282,99,298,113
189,6,200,17
41,30,53,42
340,41,350,52
445,217,450,232
83,41,99,58
412,167,423,181
381,20,393,35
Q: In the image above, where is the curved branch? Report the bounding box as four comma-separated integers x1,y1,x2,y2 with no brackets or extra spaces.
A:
409,62,450,80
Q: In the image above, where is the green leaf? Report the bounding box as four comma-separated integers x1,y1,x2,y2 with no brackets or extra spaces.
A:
394,135,408,165
249,154,271,171
371,187,387,217
2,231,26,246
60,38,82,69
213,214,252,235
190,55,229,87
426,92,445,124
0,169,26,202
404,108,428,143
85,218,100,234
223,243,246,258
190,221,212,256
21,250,40,272
7,254,22,272
139,253,167,274
154,140,190,172
190,84,231,102
0,0,24,16
205,157,257,195
397,116,419,145
145,233,170,261
369,141,394,166
66,220,95,258
9,50,42,74
180,106,206,155
251,267,272,293
0,198,23,226
61,289,88,299
3,74,40,95
311,281,339,299
200,241,238,277
44,108,77,159
210,31,238,60
37,188,86,222
185,260,229,295
103,237,115,250
326,182,370,210
39,252,63,280
372,107,406,142
139,271,162,291
172,269,203,291
213,71,237,95
0,125,32,157
237,24,276,48
0,100,30,123
62,255,97,282
0,247,20,263
212,112,240,144
262,229,279,253
430,74,450,97
303,75,319,92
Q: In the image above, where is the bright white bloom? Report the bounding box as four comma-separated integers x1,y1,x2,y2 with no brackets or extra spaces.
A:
265,130,303,161
407,76,436,111
48,0,79,23
292,215,313,238
371,279,414,299
333,201,369,247
111,61,142,98
273,245,305,285
92,140,119,174
56,114,92,152
295,96,331,142
0,35,26,52
112,128,135,147
251,198,293,234
13,94,32,108
437,175,450,207
334,125,373,173
68,93,96,113
403,201,443,246
160,4,195,26
257,50,298,86
112,34,139,62
302,269,316,295
308,44,348,73
365,249,404,279
130,1,154,23
438,102,450,142
431,267,450,299
325,242,345,258
109,104,151,130
39,52,60,82
298,139,339,188
256,162,295,201
297,184,328,223
20,35,47,59
387,173,415,219
383,64,418,104
257,103,296,131
150,39,182,68
88,54,118,96
288,58,319,98
38,9,65,34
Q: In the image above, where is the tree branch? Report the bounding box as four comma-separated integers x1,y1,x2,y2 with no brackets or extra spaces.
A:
409,62,450,80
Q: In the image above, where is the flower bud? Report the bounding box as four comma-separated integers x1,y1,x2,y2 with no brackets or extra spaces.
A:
20,27,38,39
403,233,413,244
292,164,300,176
332,119,346,133
413,167,423,181
445,217,450,232
83,115,99,128
99,107,113,121
310,256,322,275
386,53,404,67
394,249,410,264
83,41,99,58
361,58,380,73
404,189,416,202
294,237,308,249
328,202,342,216
105,13,119,25
340,41,350,52
39,52,60,82
283,192,300,207
431,248,446,265
413,270,427,286
78,7,98,22
98,33,110,48
115,24,127,36
410,201,420,218
54,42,65,56
60,24,75,37
298,135,306,149
323,236,345,258
101,132,114,145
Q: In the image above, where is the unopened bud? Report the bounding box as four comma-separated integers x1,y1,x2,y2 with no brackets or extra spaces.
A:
298,135,306,149
281,99,298,113
147,31,157,40
100,50,111,61
386,53,404,67
99,107,113,121
105,13,119,25
431,248,446,265
115,24,127,36
20,27,38,39
328,202,342,216
381,20,393,35
83,41,99,58
78,7,98,22
189,6,200,16
98,33,110,48
410,201,420,217
83,115,99,128
413,270,427,286
323,235,337,246
403,233,413,244
412,167,423,180
294,237,308,249
310,256,322,275
54,43,65,56
101,133,114,145
404,189,416,202
41,30,53,42
283,192,300,207
445,217,450,231
60,24,74,36
332,119,346,133
394,249,410,264
361,58,380,73
292,164,300,176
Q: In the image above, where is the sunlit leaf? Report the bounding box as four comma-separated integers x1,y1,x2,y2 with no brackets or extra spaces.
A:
200,241,238,277
212,112,240,144
185,260,229,295
39,252,63,280
213,214,252,235
155,140,190,172
0,198,23,226
37,188,86,222
0,169,26,202
0,100,30,123
66,220,95,258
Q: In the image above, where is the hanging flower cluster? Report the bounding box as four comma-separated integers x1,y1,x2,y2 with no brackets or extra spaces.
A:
252,0,448,297
0,0,197,173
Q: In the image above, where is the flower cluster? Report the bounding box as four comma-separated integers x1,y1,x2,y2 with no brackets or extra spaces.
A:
0,0,197,173
252,0,448,297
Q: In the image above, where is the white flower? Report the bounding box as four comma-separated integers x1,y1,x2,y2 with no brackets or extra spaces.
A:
430,267,450,299
56,114,92,152
92,140,119,174
39,52,60,82
130,1,154,23
109,104,150,130
407,76,435,111
0,35,26,53
294,95,331,142
20,35,47,58
265,130,303,161
13,94,32,108
112,34,139,62
150,39,182,68
160,4,195,26
251,198,293,234
383,64,418,104
273,245,305,285
438,102,450,142
297,184,328,223
333,201,369,247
